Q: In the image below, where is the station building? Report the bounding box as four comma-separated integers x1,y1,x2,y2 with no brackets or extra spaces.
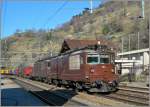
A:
116,48,149,76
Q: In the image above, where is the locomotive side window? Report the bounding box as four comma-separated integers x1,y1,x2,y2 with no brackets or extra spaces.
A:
87,55,99,64
41,61,45,70
69,55,80,70
47,61,51,69
100,54,109,64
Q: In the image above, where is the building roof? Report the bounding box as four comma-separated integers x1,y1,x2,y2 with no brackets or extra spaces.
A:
115,60,141,63
117,48,149,56
60,39,118,53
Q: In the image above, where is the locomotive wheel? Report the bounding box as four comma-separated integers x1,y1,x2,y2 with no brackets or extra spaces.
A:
48,80,52,84
57,83,61,87
41,78,44,82
53,79,59,86
43,79,47,83
57,80,61,87
38,77,42,81
63,85,70,89
75,82,83,92
86,90,94,94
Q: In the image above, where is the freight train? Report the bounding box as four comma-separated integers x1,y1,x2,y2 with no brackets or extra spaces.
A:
26,44,119,92
15,39,119,92
17,65,33,78
0,67,17,75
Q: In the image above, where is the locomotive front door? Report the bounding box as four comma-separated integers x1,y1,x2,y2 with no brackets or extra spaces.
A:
86,54,100,81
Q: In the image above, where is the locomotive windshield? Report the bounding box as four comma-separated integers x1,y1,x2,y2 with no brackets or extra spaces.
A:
100,54,109,64
87,54,111,64
87,55,99,64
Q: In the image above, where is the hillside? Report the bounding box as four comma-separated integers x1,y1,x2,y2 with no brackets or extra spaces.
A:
2,1,150,67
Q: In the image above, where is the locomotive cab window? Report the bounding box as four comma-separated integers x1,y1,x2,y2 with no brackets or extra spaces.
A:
87,54,99,64
100,55,110,64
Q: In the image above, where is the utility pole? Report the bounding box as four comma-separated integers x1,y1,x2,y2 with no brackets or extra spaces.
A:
48,29,53,57
148,1,150,95
38,34,42,60
121,37,124,59
90,0,93,14
0,0,3,69
137,32,141,64
141,0,145,19
129,34,131,59
137,32,140,50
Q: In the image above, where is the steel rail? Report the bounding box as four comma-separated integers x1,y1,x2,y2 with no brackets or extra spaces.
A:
116,90,149,100
104,93,149,106
10,76,149,106
93,85,149,106
97,86,149,106
118,87,149,94
119,85,149,91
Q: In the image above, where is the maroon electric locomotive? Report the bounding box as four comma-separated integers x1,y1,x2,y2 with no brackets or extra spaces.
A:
31,40,119,92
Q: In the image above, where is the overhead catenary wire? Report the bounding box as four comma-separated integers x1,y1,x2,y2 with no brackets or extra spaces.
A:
3,0,95,65
39,0,68,59
43,0,68,29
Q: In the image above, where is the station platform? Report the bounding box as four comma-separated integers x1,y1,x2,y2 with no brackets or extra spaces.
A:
1,77,48,106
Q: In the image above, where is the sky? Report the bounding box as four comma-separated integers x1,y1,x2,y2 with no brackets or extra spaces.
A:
2,0,102,38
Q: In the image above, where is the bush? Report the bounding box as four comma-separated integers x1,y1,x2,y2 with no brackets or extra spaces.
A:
102,25,110,35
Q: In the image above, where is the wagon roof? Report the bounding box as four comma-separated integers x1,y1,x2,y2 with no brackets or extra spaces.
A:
60,39,118,53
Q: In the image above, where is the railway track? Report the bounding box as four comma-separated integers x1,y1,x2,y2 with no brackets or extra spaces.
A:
10,76,149,106
99,85,149,106
12,77,87,106
119,85,149,92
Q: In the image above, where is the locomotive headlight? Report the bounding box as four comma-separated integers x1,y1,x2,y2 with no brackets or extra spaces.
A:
111,69,115,73
111,47,113,51
91,69,95,73
85,76,89,79
97,41,101,45
109,81,112,84
102,66,106,69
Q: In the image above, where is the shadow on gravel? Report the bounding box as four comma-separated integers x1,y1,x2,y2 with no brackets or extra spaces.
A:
32,89,78,106
1,88,48,106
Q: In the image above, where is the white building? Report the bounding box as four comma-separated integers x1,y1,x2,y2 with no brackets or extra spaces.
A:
116,48,149,76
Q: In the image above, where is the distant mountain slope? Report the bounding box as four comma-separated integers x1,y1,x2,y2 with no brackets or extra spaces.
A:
2,1,150,67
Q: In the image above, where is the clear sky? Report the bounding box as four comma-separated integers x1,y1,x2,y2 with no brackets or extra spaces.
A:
2,0,102,38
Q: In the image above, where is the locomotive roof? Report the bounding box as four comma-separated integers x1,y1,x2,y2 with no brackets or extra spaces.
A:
36,44,114,62
35,39,117,63
60,39,118,54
